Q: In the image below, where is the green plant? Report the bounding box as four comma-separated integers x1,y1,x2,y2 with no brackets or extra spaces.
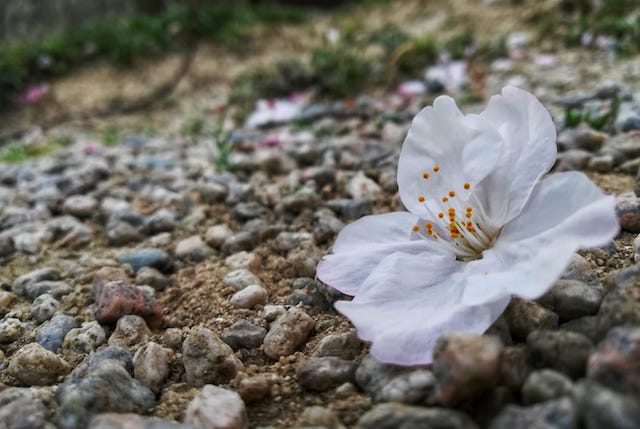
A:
210,112,233,171
100,125,120,146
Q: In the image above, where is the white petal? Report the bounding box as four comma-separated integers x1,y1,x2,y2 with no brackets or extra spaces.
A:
397,97,502,218
336,251,509,365
317,212,446,295
478,86,557,225
462,172,618,305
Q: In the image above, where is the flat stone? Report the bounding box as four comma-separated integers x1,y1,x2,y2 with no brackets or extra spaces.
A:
12,267,60,297
230,285,268,309
205,224,233,249
25,280,72,300
184,385,248,429
538,279,602,320
135,267,170,291
183,328,243,387
296,357,358,391
63,195,98,218
174,235,211,261
222,319,267,350
133,341,172,394
8,342,70,386
315,331,363,360
527,330,593,378
522,369,574,405
298,406,346,429
356,403,478,429
223,269,262,291
116,248,173,273
263,308,314,359
90,413,198,429
488,397,577,429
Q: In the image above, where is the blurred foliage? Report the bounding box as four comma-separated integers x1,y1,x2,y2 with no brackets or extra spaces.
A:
0,136,73,163
564,97,621,131
0,2,310,110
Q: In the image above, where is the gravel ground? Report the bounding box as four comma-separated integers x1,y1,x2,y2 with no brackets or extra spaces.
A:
2,7,640,429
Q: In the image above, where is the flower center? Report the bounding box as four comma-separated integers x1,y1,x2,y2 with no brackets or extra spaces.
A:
411,165,499,260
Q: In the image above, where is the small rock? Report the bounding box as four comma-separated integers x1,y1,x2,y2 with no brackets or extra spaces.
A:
346,171,382,199
263,308,314,359
143,209,178,235
433,333,504,406
106,221,144,246
315,331,363,360
287,277,331,310
223,269,262,290
25,280,72,301
8,342,70,385
0,317,25,343
356,403,478,429
205,225,233,249
488,397,577,429
162,328,183,349
0,387,49,429
326,198,373,220
296,357,358,391
238,375,273,403
527,330,593,378
135,267,170,291
116,248,173,273
133,341,172,394
230,285,268,309
298,406,345,429
12,267,60,297
538,279,602,320
279,187,321,214
275,232,313,252
225,251,261,271
222,319,267,350
93,267,130,298
0,291,15,316
30,293,60,323
0,236,15,257
587,326,640,396
108,315,151,349
497,346,531,390
95,280,163,328
521,369,573,405
574,381,640,429
63,195,98,218
183,328,243,387
184,385,248,429
36,314,78,352
90,413,197,429
175,235,211,261
504,298,559,340
63,320,107,353
615,194,640,233
221,232,258,255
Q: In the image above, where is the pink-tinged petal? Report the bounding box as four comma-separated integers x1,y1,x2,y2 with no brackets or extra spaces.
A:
478,86,557,225
335,252,509,365
317,212,447,295
397,96,502,218
462,172,618,305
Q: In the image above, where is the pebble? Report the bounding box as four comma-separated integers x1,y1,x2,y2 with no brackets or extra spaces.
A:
143,209,178,235
298,406,346,429
0,387,50,429
135,266,170,291
0,236,15,257
94,280,163,328
222,319,267,350
174,235,211,261
356,403,478,429
433,333,504,406
296,357,358,391
222,231,258,255
488,397,577,429
594,265,640,340
25,280,72,301
503,298,559,340
314,331,363,360
615,194,640,233
287,277,331,310
36,314,78,352
527,330,593,378
106,221,144,245
521,369,574,405
12,267,61,297
93,267,130,297
8,342,70,385
56,359,155,429
346,171,382,199
223,269,262,290
355,355,437,405
230,285,268,309
537,279,602,320
279,187,321,214
30,293,60,323
63,320,107,353
182,327,244,386
326,198,373,220
497,346,531,390
116,248,174,273
63,195,98,218
587,326,640,396
0,318,25,343
184,385,249,429
274,231,312,251
0,291,15,316
90,413,198,429
263,308,314,359
238,375,273,403
225,251,261,271
108,315,152,349
205,224,233,248
133,341,172,394
574,381,640,429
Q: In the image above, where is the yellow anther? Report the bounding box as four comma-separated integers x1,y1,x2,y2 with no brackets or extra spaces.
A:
450,232,458,239
418,196,425,202
412,225,419,232
422,172,430,179
466,206,472,212
442,196,448,203
466,212,472,218
448,190,456,197
438,212,444,218
425,222,433,229
448,208,456,214
433,165,440,172
464,182,471,189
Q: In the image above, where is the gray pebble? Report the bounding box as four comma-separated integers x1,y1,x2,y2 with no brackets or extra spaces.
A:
63,321,107,353
356,403,478,429
298,406,345,429
184,385,248,429
538,279,602,320
315,331,363,360
8,342,70,385
12,268,61,297
326,198,372,220
504,298,559,340
0,236,15,258
222,232,258,255
587,326,640,396
0,318,25,343
279,187,321,214
527,330,593,378
116,248,173,273
230,285,268,309
106,221,144,246
30,293,59,323
108,315,151,350
615,194,640,233
263,308,314,359
574,381,640,429
0,387,49,429
287,277,331,310
133,341,172,394
63,195,98,218
296,357,358,391
497,346,531,391
223,269,262,290
143,209,177,235
488,397,576,429
90,413,198,429
36,314,78,352
182,328,243,387
204,224,232,248
135,267,169,291
222,319,267,350
275,231,312,251
522,369,574,405
25,280,72,301
174,235,211,261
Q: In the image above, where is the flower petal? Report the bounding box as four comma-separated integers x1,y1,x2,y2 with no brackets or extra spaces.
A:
478,86,557,225
336,251,509,365
317,212,447,295
397,96,502,218
462,172,618,305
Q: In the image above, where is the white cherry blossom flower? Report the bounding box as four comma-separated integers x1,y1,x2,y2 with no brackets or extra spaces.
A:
317,86,618,365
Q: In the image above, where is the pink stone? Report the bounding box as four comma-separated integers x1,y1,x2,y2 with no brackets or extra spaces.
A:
95,281,162,328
